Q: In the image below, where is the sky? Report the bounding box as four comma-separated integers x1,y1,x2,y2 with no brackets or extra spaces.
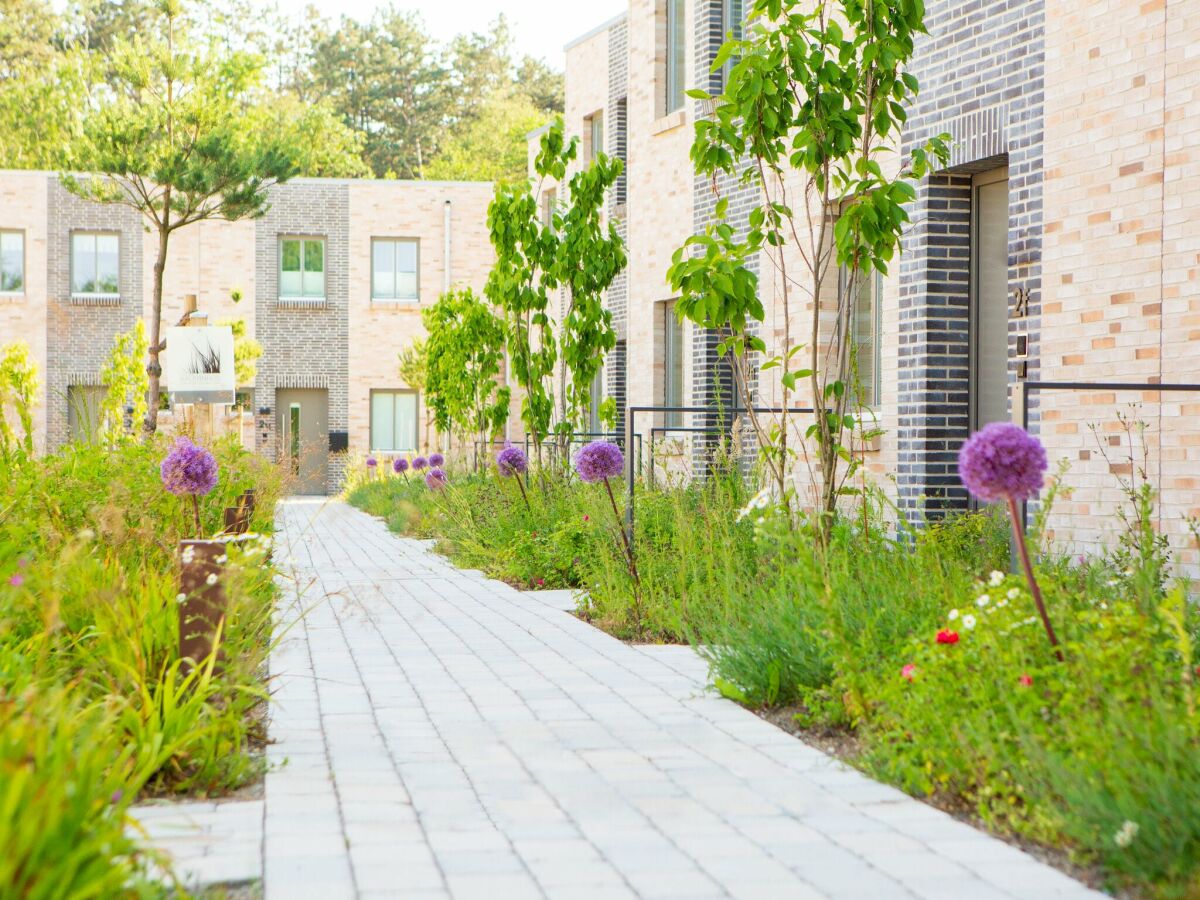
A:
296,0,628,68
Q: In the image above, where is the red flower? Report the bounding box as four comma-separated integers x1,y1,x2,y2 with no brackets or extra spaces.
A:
936,629,960,645
901,664,917,681
1019,673,1033,687
536,578,545,587
583,515,589,522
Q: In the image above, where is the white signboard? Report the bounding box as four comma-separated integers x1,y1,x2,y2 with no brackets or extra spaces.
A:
166,326,236,404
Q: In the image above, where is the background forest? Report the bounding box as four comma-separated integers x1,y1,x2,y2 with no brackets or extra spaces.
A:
0,0,563,183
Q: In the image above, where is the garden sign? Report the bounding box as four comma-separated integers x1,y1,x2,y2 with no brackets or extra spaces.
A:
166,325,236,404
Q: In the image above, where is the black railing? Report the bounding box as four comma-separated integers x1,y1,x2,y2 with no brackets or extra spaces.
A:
1016,380,1200,534
623,404,814,548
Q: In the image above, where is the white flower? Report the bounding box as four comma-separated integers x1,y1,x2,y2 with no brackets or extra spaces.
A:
175,593,187,604
736,487,775,522
962,614,977,630
997,599,1008,608
988,570,1005,587
1007,587,1020,600
1114,820,1139,848
976,594,990,608
205,573,218,586
948,609,960,620
216,554,228,564
78,528,96,542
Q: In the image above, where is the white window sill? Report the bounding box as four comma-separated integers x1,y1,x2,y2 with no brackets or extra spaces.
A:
70,293,121,306
0,291,25,302
277,296,327,309
652,109,687,135
371,297,420,307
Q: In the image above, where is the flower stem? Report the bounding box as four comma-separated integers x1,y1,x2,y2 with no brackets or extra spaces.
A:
515,472,531,512
191,494,202,539
1006,495,1064,662
604,476,643,631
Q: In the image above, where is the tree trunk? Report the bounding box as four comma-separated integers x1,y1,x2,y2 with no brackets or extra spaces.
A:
145,210,171,437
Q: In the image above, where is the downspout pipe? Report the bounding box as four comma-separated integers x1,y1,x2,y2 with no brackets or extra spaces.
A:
443,199,452,294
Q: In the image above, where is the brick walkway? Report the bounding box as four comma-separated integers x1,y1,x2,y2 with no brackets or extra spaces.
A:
264,498,1100,900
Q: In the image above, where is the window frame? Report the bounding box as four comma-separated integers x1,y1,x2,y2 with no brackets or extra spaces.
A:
70,230,120,299
369,389,420,453
371,237,421,303
278,235,326,301
664,0,687,115
0,230,25,296
664,300,684,428
720,0,745,89
585,111,604,161
839,264,883,409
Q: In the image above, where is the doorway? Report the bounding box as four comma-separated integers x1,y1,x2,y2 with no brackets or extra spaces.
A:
276,388,329,495
971,167,1010,431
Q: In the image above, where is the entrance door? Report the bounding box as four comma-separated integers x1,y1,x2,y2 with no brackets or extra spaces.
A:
971,168,1010,430
276,389,328,495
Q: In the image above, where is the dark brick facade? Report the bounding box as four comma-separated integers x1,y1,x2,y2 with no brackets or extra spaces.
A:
898,0,1046,517
607,17,630,439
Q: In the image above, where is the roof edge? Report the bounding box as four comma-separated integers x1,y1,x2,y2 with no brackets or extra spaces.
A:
563,12,627,53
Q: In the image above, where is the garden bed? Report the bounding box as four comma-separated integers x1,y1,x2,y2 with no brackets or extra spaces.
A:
347,461,1200,899
1,435,281,895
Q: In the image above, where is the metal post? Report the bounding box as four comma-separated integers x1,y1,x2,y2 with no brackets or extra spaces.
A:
624,406,637,549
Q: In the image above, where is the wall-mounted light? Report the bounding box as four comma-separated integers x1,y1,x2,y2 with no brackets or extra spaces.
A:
258,406,272,417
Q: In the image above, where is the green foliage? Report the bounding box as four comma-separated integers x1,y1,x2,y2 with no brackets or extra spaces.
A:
424,88,549,184
216,317,263,387
670,0,950,531
0,340,38,465
0,435,282,893
98,319,150,447
422,288,510,448
485,119,626,453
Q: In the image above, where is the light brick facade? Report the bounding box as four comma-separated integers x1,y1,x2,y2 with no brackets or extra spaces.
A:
0,175,494,491
555,0,1200,562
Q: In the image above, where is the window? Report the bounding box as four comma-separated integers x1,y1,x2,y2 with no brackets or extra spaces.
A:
587,369,604,434
370,390,418,452
71,232,119,296
372,238,419,301
664,301,684,427
664,0,687,115
541,188,557,228
0,231,23,294
586,111,604,160
841,266,882,407
280,237,325,299
720,0,745,88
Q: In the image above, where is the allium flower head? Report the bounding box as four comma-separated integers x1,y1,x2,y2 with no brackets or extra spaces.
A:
573,441,624,483
393,457,409,474
365,456,378,468
425,467,447,490
496,445,528,477
429,453,445,467
160,437,218,497
958,422,1047,502
412,456,428,471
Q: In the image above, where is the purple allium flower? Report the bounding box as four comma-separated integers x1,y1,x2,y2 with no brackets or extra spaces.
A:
365,456,378,468
958,423,1047,502
573,441,624,483
160,437,218,497
429,453,445,467
393,457,409,474
496,445,528,477
412,456,428,471
425,467,448,490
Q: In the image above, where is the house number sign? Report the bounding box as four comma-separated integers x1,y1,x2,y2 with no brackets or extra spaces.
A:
1012,287,1031,318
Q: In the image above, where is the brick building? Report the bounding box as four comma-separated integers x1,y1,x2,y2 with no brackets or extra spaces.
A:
0,174,497,492
546,0,1200,561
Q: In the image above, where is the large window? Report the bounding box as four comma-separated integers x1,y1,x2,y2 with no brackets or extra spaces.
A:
587,369,604,434
664,301,684,427
842,266,882,407
0,231,23,293
370,390,418,452
720,0,745,88
586,111,604,160
71,232,119,296
280,237,325,300
664,0,686,115
372,238,419,301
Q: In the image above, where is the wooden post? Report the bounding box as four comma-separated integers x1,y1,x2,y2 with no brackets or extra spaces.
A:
178,539,227,670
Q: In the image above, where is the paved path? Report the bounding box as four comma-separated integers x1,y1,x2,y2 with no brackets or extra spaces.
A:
263,499,1100,900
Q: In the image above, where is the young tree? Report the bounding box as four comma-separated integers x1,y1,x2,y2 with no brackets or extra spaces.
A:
397,339,435,453
668,0,948,541
97,319,149,447
64,0,342,436
422,288,510,460
0,341,39,465
485,119,625,461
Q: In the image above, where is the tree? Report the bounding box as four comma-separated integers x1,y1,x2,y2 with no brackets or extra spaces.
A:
216,317,263,387
485,119,625,461
64,0,340,436
668,0,948,542
422,289,510,460
397,339,435,453
424,89,546,184
97,319,148,447
0,340,38,465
